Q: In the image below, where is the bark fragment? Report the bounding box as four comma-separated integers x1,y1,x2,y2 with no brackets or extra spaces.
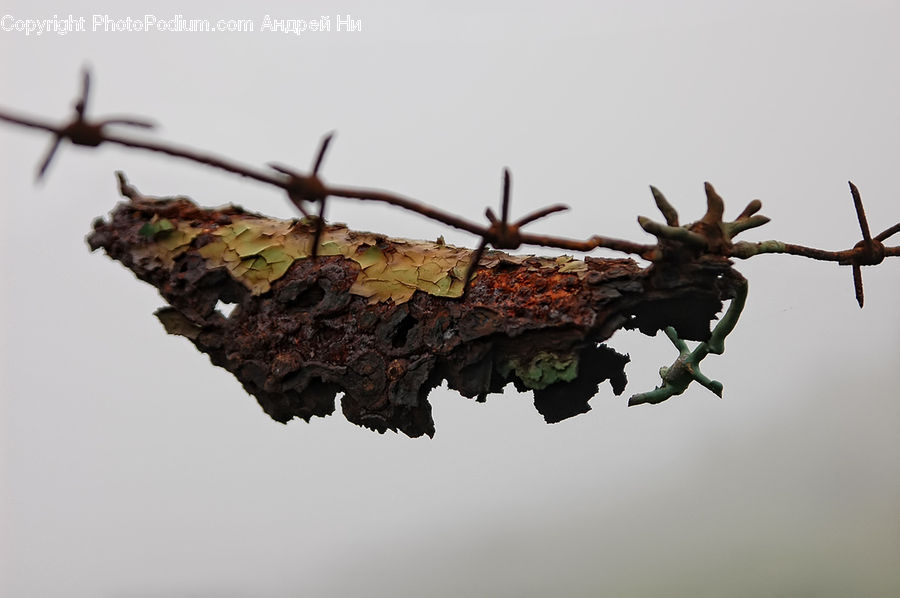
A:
88,184,743,437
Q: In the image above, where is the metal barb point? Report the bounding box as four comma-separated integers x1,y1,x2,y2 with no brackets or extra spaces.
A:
844,181,890,308
75,67,90,118
849,181,872,242
269,132,337,256
458,168,568,299
30,68,156,181
312,132,334,175
501,167,511,225
853,264,864,308
309,132,335,256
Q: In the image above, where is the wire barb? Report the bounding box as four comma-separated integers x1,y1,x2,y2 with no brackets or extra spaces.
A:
459,168,568,298
727,181,899,307
268,132,335,257
845,181,888,307
34,67,156,180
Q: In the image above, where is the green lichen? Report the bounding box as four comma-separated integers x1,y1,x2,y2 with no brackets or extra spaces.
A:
138,217,175,237
730,239,788,259
628,277,749,405
133,217,201,264
498,351,579,390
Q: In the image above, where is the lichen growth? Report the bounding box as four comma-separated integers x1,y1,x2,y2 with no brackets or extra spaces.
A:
136,215,475,301
135,212,595,304
498,351,579,390
137,216,175,238
133,216,201,264
195,220,303,294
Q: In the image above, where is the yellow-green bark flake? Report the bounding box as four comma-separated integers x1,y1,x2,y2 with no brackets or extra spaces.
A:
136,213,592,304
140,215,475,301
134,217,201,265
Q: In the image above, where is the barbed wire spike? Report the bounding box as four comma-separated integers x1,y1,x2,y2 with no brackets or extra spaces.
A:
268,131,335,257
308,132,334,257
847,181,886,308
36,67,155,181
460,168,568,298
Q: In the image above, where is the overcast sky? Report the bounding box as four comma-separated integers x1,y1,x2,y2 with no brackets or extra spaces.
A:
2,1,899,596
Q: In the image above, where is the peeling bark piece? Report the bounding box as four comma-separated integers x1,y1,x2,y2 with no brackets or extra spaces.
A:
88,185,743,437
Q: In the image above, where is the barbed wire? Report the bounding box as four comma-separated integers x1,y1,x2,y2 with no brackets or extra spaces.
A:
1,69,897,306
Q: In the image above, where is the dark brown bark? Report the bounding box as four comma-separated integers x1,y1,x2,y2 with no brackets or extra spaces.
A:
87,187,743,437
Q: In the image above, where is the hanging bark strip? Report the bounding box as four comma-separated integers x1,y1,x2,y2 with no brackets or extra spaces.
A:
87,176,744,437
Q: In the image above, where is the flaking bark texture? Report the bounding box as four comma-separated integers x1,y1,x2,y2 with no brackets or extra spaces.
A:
88,188,742,437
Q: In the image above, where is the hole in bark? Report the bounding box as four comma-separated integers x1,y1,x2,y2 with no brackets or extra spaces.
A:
392,314,417,348
293,284,326,309
215,300,237,318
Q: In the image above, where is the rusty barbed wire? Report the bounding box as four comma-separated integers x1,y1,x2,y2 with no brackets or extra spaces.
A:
268,131,334,258
727,182,900,307
1,69,897,305
460,168,569,294
33,69,156,179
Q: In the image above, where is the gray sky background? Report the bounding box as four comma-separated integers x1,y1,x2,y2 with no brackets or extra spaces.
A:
2,1,899,596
